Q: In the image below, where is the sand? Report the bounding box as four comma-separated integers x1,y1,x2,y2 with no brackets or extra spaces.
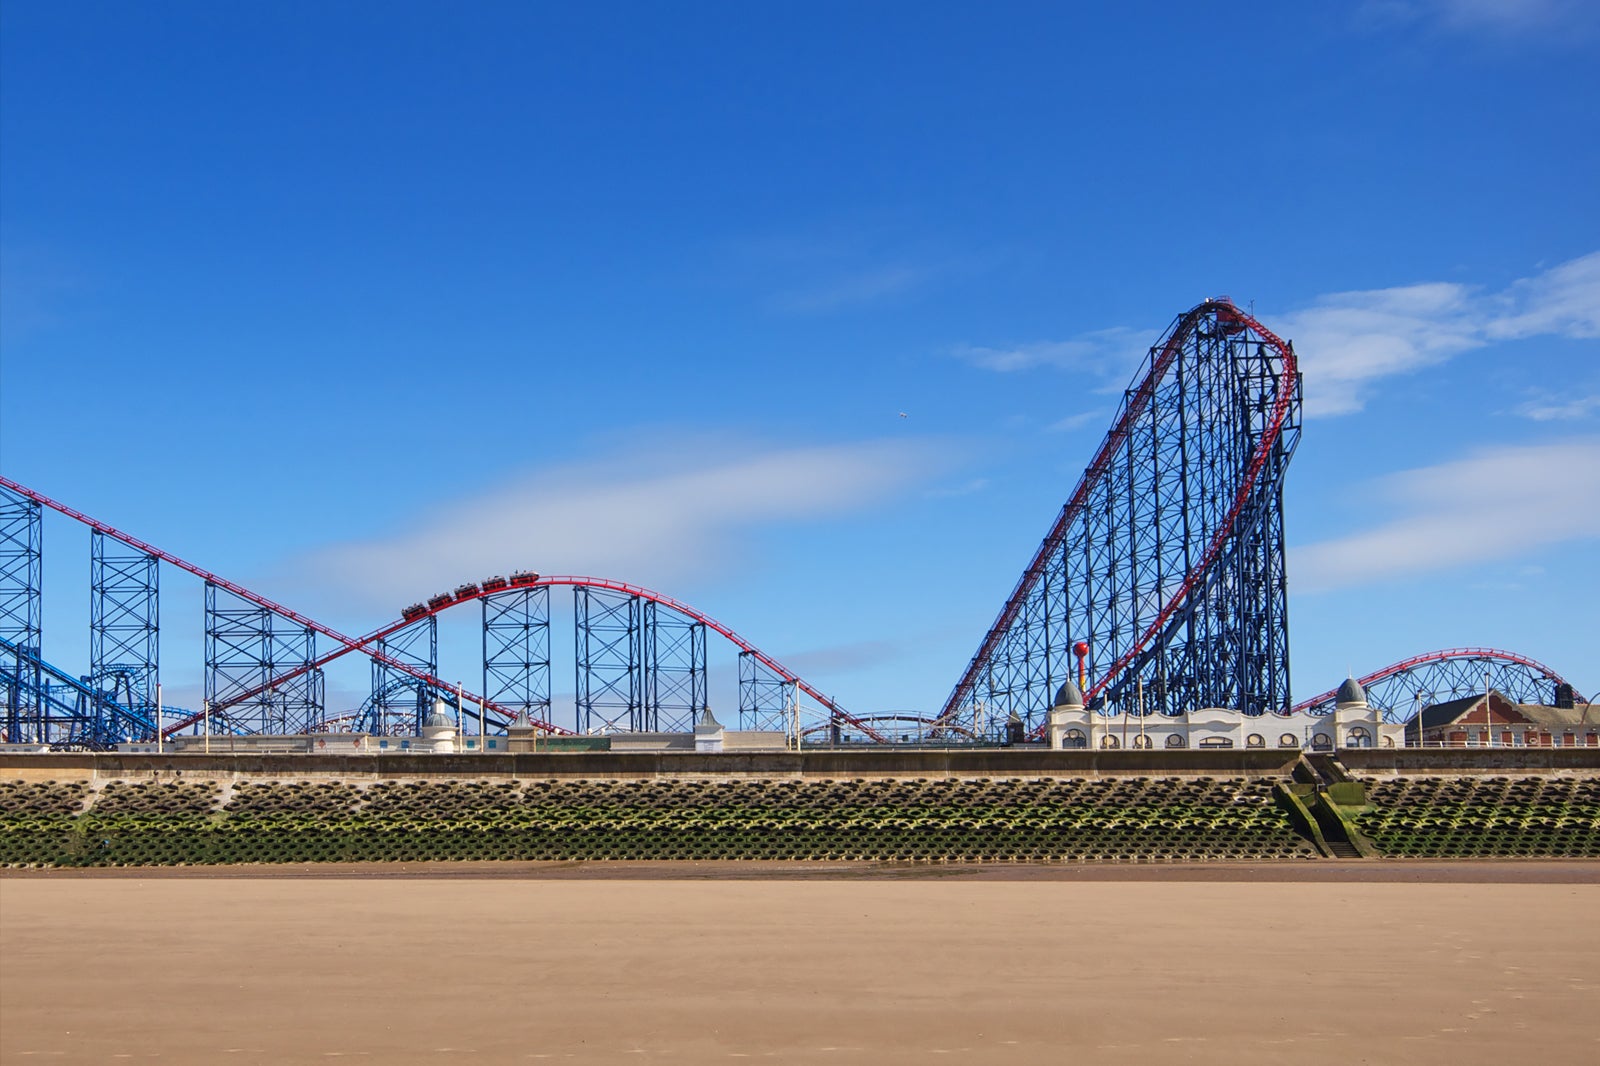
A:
4,864,1598,1064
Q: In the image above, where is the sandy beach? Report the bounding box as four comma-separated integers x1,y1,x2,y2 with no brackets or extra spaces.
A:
4,864,1598,1064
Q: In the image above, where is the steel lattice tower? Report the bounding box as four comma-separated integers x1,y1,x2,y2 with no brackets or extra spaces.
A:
575,585,643,733
204,581,324,733
369,615,439,734
942,300,1302,735
89,530,159,724
1,488,43,741
642,599,707,733
482,585,552,721
739,651,797,733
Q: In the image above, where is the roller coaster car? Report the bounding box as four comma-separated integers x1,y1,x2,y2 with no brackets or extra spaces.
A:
509,570,540,587
481,575,510,593
1214,305,1248,335
426,593,454,611
401,603,428,621
453,582,481,601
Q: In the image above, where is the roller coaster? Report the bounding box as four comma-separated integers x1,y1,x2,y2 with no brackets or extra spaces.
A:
0,475,877,745
1293,648,1587,720
940,298,1302,732
1,299,1587,748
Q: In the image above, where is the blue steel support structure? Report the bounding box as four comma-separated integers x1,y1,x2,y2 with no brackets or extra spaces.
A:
89,530,159,727
739,650,796,734
574,585,642,733
368,615,439,735
573,586,710,734
204,581,324,734
942,301,1302,737
642,599,707,733
483,584,551,724
0,636,156,746
0,488,43,742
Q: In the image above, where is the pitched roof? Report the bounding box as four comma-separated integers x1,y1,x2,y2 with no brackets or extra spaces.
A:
1412,690,1596,733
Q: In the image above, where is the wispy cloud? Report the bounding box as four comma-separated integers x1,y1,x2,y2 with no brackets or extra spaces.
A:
1276,282,1481,416
721,224,977,315
1279,251,1600,416
952,253,1599,421
1515,392,1600,422
780,638,904,677
1487,252,1600,340
289,435,955,613
952,327,1155,386
922,477,989,499
1432,0,1598,33
1292,439,1600,592
1047,410,1108,433
1358,0,1600,36
770,264,934,313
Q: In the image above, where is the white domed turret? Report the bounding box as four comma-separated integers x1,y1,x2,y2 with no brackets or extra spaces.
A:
1048,678,1090,750
1053,679,1085,709
421,699,457,753
1331,674,1391,750
1335,676,1367,709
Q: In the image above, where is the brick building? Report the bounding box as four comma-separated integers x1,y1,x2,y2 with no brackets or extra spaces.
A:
1406,690,1599,748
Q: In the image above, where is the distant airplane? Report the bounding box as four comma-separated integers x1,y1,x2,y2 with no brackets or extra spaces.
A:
898,411,908,419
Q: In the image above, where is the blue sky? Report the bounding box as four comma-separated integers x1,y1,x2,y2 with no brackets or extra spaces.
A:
2,1,1596,725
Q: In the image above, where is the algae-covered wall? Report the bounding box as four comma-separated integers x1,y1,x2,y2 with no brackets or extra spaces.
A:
1,774,1319,867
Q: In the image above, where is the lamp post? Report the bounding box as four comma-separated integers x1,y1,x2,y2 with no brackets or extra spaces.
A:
1484,671,1493,748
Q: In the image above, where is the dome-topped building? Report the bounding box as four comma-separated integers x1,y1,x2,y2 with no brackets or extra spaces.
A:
421,699,458,753
1048,678,1092,750
1053,679,1084,709
1336,676,1367,708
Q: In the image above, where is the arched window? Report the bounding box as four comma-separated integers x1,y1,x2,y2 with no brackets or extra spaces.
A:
1381,735,1395,748
1246,733,1265,749
1064,728,1087,749
1346,726,1371,749
1100,734,1120,749
1132,733,1153,749
1312,733,1332,751
1165,733,1186,748
1199,736,1234,748
1279,733,1298,748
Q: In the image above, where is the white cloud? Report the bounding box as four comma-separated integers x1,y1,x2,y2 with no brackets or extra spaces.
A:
1487,252,1600,340
1432,0,1598,33
1047,410,1109,433
953,327,1155,385
770,264,932,313
1359,0,1600,35
289,436,953,612
1292,439,1600,592
953,253,1599,422
922,477,989,499
1278,251,1600,417
1516,392,1600,422
1276,282,1481,416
